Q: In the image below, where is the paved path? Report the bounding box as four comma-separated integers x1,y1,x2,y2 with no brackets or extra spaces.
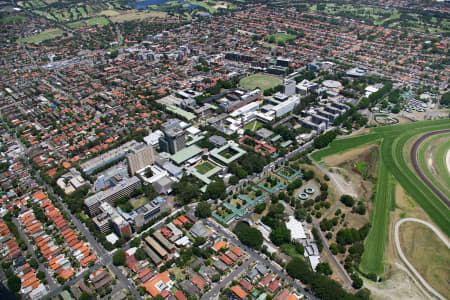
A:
394,218,449,300
410,129,450,208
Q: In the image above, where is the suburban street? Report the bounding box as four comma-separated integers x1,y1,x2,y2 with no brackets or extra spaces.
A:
14,138,143,300
206,219,318,300
201,257,255,300
11,218,58,291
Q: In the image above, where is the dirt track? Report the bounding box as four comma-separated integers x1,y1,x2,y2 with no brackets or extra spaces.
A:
395,218,449,300
410,129,450,208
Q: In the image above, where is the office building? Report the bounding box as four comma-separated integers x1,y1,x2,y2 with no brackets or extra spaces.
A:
84,176,141,216
80,140,141,175
127,143,155,175
134,197,167,227
271,95,300,117
112,215,131,238
159,119,186,154
282,79,296,97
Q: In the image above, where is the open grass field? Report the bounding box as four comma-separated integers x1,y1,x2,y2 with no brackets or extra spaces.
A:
86,16,109,26
399,222,450,298
109,10,167,22
265,33,296,43
416,133,450,199
360,160,395,275
18,28,64,44
130,197,149,209
0,16,28,23
239,74,282,91
244,120,264,132
195,161,215,174
435,138,450,187
312,119,450,276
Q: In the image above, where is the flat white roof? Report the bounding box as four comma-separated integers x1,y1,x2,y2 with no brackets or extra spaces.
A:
106,233,119,244
286,215,306,240
309,255,320,271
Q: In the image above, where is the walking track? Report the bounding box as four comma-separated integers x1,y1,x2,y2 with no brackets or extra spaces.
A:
410,129,450,208
394,218,449,300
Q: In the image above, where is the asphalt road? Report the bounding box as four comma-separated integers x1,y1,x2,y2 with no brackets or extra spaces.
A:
206,220,318,300
29,164,142,299
11,218,58,291
395,218,449,300
410,129,450,208
201,257,254,300
309,158,353,288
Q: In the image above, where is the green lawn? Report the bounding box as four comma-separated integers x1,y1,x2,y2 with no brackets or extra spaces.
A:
244,120,264,132
312,119,450,276
239,74,282,91
0,16,28,23
67,22,85,28
131,197,149,209
355,161,369,178
68,16,109,28
383,122,450,237
434,138,450,190
417,133,450,199
195,161,215,174
18,28,64,44
360,160,394,275
265,33,296,43
86,16,109,26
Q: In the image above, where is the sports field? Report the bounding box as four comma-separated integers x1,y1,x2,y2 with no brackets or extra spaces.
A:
360,160,395,275
239,74,282,91
312,119,450,274
18,28,64,44
416,133,450,199
435,139,450,189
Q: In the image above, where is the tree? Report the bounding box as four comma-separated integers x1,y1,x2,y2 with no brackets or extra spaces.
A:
79,292,92,300
229,176,239,185
37,271,45,281
234,223,263,249
113,250,126,266
7,275,21,293
29,258,38,269
356,288,371,300
195,201,212,218
295,208,307,220
367,272,377,282
211,274,220,282
316,262,332,275
135,247,147,261
440,91,450,106
254,202,267,214
295,243,304,255
269,224,291,246
205,179,226,199
313,131,338,149
340,195,355,207
194,237,206,247
351,273,363,289
130,237,141,248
